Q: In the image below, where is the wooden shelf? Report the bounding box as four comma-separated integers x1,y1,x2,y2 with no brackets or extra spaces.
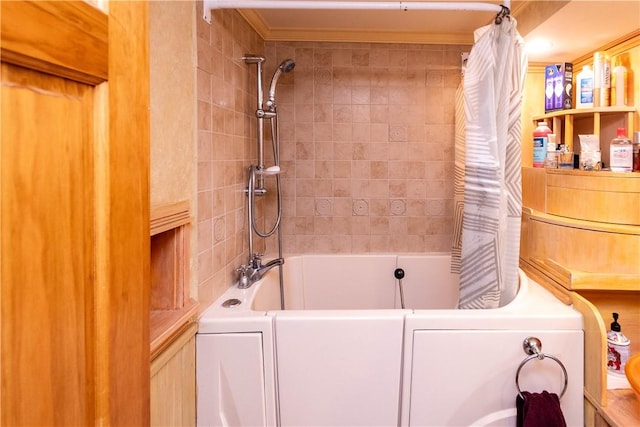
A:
530,258,640,292
150,299,199,360
531,106,636,156
525,206,640,235
597,390,640,427
545,168,640,180
533,106,636,121
150,201,198,359
151,200,190,236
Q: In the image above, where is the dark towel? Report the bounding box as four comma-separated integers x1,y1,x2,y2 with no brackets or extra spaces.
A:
516,391,567,427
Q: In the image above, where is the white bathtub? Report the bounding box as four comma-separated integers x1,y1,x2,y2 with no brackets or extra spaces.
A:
196,254,584,427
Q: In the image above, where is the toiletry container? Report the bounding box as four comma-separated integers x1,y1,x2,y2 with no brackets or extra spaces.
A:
607,313,630,375
633,131,640,172
533,121,551,168
593,51,611,107
544,134,558,168
575,65,594,108
611,59,627,106
610,127,633,172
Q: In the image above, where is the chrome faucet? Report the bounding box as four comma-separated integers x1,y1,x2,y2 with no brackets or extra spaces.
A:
235,253,284,289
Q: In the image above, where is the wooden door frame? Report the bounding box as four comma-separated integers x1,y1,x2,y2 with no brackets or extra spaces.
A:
98,1,150,424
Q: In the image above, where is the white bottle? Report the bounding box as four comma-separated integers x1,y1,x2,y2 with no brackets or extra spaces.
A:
575,65,594,108
610,127,633,172
593,51,611,107
611,61,627,106
544,134,558,168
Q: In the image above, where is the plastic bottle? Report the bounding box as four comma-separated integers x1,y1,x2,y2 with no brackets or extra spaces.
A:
533,121,552,168
544,134,558,168
633,131,640,172
607,313,630,375
593,51,611,107
575,65,594,108
611,60,627,106
609,127,633,172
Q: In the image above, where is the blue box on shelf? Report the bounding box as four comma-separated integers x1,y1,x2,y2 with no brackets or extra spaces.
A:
545,62,573,112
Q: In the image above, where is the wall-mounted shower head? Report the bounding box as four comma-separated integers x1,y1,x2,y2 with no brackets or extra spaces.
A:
267,58,296,109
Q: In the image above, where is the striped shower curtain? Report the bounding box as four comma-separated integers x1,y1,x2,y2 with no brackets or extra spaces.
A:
452,17,526,309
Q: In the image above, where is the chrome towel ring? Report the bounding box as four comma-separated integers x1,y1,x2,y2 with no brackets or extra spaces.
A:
515,337,568,399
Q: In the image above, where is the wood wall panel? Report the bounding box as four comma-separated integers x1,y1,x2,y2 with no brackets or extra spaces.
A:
1,63,95,427
150,325,197,427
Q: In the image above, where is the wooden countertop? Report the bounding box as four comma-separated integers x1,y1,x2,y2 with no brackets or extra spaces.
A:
601,389,640,426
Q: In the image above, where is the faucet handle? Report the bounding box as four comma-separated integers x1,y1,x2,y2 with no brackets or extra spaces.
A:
236,264,249,275
235,264,250,288
251,252,264,267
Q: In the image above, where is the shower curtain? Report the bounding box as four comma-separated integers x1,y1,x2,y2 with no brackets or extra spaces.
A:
452,16,526,309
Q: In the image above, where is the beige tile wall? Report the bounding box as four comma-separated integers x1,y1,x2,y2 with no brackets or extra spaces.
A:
196,4,470,306
263,41,469,255
196,5,264,306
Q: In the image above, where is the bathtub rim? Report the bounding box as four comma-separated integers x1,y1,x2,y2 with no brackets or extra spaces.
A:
198,253,544,321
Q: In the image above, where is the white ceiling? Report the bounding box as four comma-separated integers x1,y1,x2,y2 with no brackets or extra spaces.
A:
230,0,640,63
521,1,640,62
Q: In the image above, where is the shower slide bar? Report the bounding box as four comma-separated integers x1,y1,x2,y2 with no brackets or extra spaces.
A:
203,0,511,24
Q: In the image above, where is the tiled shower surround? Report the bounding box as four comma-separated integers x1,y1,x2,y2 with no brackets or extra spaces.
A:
264,41,468,255
196,6,469,305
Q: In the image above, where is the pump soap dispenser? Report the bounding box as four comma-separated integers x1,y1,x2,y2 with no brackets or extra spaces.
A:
607,312,631,375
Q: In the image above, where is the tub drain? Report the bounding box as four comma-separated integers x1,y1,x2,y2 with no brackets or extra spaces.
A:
222,298,242,308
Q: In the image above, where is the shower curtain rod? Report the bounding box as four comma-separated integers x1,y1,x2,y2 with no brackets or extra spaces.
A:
203,0,511,24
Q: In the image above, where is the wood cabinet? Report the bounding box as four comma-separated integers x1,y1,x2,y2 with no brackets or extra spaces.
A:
521,167,640,427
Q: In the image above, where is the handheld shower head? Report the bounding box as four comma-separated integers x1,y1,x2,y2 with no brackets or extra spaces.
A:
267,59,296,109
279,59,296,73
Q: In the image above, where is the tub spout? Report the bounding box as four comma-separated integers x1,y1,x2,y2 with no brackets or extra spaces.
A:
237,253,284,288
